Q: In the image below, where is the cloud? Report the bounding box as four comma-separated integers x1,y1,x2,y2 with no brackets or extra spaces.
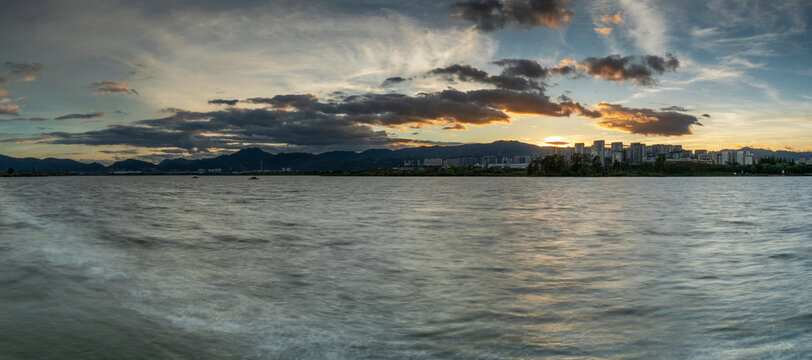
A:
0,104,20,116
594,27,613,35
17,4,495,110
429,63,543,91
419,54,678,90
660,106,688,111
587,103,702,136
491,59,548,78
54,111,106,120
244,94,321,110
600,11,623,25
0,78,9,88
90,80,139,95
45,108,441,151
450,0,574,31
702,113,711,118
208,99,239,106
99,149,141,155
40,86,606,151
580,54,679,85
381,77,410,86
4,61,45,76
617,0,668,54
443,123,467,130
254,90,596,126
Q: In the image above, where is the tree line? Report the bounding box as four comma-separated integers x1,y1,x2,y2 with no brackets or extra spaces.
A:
526,154,812,176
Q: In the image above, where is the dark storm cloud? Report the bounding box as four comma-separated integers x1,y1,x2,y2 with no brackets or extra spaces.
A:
442,123,467,130
430,64,490,80
550,65,577,76
419,54,677,91
450,0,574,31
41,80,704,151
208,99,239,106
491,59,548,78
702,113,711,118
244,94,320,110
44,108,442,151
580,54,680,85
0,76,9,87
90,80,139,95
428,64,543,91
310,91,513,126
40,87,590,151
661,105,688,112
587,103,702,136
54,112,106,120
47,125,212,149
4,61,45,76
381,77,410,86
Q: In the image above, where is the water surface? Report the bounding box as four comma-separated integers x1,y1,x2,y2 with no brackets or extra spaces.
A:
0,176,809,359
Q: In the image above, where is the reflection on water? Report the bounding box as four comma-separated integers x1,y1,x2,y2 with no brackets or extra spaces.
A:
0,176,809,359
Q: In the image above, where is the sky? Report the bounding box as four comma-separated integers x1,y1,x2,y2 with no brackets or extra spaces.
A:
0,0,810,162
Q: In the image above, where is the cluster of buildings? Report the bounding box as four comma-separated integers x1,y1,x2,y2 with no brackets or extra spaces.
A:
403,140,760,169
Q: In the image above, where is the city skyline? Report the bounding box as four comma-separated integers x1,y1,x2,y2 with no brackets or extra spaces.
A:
0,0,810,162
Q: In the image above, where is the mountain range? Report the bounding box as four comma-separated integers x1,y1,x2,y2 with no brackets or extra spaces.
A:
1,141,810,173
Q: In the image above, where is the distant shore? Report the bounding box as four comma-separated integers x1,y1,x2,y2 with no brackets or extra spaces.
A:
2,169,810,178
5,156,811,178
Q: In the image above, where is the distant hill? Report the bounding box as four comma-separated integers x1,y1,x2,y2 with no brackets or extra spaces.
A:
0,154,106,173
109,159,158,171
1,142,809,174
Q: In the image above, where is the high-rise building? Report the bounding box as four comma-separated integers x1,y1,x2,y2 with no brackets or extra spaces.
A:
610,142,624,164
710,151,732,165
592,140,605,165
630,143,645,164
574,143,585,154
736,151,745,165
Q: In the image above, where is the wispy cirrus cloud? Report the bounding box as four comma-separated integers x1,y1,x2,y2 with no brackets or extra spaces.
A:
617,0,668,54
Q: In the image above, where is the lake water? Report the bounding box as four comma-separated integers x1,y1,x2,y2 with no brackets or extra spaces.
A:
0,176,809,359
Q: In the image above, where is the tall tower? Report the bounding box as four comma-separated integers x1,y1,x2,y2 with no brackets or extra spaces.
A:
592,140,605,165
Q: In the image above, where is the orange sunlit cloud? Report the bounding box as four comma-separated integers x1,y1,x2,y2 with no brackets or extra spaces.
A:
594,27,613,36
600,11,623,25
541,136,572,147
